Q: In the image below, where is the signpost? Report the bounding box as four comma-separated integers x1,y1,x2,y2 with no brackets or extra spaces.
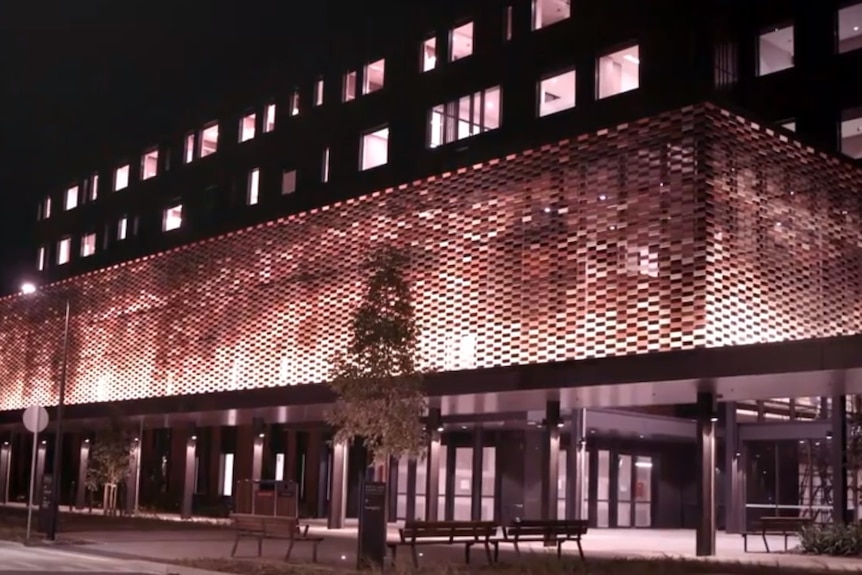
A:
357,481,387,569
22,405,49,540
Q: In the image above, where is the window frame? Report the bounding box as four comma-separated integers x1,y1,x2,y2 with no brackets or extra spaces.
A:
537,67,577,117
81,232,97,257
282,169,297,195
427,86,502,148
163,204,184,232
114,164,130,191
362,59,386,94
65,185,79,211
239,112,257,142
57,237,71,265
263,103,277,133
141,147,159,180
756,23,795,77
837,3,862,54
198,122,219,158
421,36,437,72
449,21,474,62
248,168,260,205
360,125,390,171
596,43,641,100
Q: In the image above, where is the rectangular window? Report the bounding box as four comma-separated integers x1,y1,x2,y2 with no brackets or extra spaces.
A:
838,4,862,53
184,132,195,163
118,216,128,240
142,148,159,180
65,185,79,211
240,113,256,142
532,0,570,29
282,169,297,194
199,123,219,157
81,233,96,257
758,25,794,76
598,45,640,99
422,37,437,71
360,126,389,170
343,71,357,101
114,164,130,191
504,6,513,40
57,237,71,265
163,204,183,231
428,86,501,148
37,246,46,271
89,173,99,201
363,59,385,94
538,69,576,117
840,108,862,159
263,103,276,132
322,148,330,183
43,196,52,219
450,22,474,61
314,78,324,106
290,90,300,116
247,168,260,205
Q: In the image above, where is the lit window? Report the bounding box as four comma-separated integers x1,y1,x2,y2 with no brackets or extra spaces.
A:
597,45,640,99
57,237,71,265
532,0,570,29
422,37,437,71
184,132,195,163
314,78,324,106
37,246,46,271
43,196,52,219
343,71,357,102
240,113,256,142
142,148,159,180
263,104,276,132
504,6,513,40
248,168,260,205
322,148,330,183
450,22,474,61
199,123,219,157
780,120,796,132
538,69,576,117
117,216,128,240
363,59,385,94
758,25,794,76
89,173,99,201
360,126,389,170
282,169,297,194
838,4,862,53
81,233,96,257
114,164,130,191
65,185,79,211
163,204,183,231
840,109,862,159
290,90,300,116
428,86,501,148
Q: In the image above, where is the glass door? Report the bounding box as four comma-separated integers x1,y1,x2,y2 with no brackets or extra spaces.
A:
617,454,632,527
597,450,610,527
634,456,653,527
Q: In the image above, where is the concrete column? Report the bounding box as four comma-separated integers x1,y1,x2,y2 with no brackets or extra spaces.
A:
723,402,745,533
251,418,264,482
696,391,716,557
425,408,442,521
406,459,417,521
75,438,90,509
327,441,348,529
567,408,587,520
832,394,848,524
542,401,561,521
0,440,11,504
34,440,47,505
471,428,484,520
285,430,298,483
181,433,197,519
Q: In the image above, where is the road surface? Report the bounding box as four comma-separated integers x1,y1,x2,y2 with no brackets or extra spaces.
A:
0,541,165,573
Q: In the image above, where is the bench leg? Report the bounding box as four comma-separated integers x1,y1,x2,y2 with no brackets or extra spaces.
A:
743,535,748,553
284,539,295,561
493,542,499,563
576,539,585,562
411,545,419,569
312,541,320,563
465,543,471,564
514,541,521,557
557,540,563,559
231,534,241,557
484,542,493,565
258,535,263,557
784,534,789,551
762,532,770,553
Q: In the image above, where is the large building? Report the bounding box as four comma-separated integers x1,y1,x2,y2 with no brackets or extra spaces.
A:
2,0,862,554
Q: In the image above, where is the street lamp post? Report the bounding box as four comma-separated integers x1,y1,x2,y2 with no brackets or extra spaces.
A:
21,282,70,541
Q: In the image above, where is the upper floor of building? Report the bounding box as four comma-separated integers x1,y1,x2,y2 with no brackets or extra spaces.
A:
30,0,862,283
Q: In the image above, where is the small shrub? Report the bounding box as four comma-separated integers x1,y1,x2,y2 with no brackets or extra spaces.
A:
800,522,862,556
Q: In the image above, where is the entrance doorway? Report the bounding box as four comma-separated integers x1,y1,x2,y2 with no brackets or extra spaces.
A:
597,449,653,528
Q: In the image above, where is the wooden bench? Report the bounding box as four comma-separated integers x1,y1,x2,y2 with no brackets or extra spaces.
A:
494,519,588,562
387,520,498,568
230,513,324,561
742,516,812,552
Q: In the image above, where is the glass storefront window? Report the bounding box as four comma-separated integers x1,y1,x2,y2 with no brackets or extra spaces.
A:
617,454,632,527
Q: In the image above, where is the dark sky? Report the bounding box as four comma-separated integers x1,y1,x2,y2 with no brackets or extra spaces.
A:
0,0,349,295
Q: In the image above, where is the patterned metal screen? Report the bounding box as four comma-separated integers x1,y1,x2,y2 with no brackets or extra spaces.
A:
0,103,860,412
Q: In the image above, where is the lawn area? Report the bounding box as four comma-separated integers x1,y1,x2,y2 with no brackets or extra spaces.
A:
170,556,855,575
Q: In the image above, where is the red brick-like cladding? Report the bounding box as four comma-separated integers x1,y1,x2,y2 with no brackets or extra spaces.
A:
0,103,859,412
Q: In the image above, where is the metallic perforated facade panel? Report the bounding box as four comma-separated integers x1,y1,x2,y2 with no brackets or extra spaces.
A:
1,103,860,412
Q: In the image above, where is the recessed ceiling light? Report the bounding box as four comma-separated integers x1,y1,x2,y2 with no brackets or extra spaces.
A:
855,26,860,32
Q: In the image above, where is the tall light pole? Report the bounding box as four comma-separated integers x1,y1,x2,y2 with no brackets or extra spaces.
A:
21,282,70,541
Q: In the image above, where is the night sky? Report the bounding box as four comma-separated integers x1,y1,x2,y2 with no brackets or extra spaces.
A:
0,0,371,295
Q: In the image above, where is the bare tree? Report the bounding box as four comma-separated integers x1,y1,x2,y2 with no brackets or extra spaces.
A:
87,415,133,515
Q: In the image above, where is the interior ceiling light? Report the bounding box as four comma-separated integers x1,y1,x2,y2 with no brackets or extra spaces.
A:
623,54,640,65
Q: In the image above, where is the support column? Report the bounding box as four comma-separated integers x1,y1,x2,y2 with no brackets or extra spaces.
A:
542,401,561,521
470,428,484,520
125,437,141,515
567,408,586,520
0,438,11,504
34,440,47,506
75,437,90,509
723,402,744,534
832,394,848,524
181,429,197,519
406,459,417,522
696,391,717,557
327,441,348,529
285,430,298,484
251,418,265,483
425,408,442,521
